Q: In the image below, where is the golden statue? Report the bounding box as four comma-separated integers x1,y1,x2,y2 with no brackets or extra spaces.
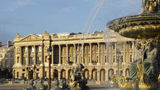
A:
142,0,159,12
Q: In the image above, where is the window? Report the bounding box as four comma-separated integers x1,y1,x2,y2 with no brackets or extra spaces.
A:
120,56,123,62
130,55,132,62
130,43,132,48
17,72,19,78
36,73,39,79
29,57,33,65
17,57,19,63
22,73,25,78
120,71,123,76
45,71,47,78
22,57,26,65
45,56,47,62
112,43,115,49
23,69,25,71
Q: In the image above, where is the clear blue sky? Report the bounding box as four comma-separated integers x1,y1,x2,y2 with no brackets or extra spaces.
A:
0,0,141,43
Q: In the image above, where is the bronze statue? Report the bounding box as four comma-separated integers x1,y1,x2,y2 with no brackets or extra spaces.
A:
142,0,159,12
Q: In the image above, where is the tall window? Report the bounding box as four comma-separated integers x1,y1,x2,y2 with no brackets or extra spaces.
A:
17,72,19,78
22,57,26,65
29,57,33,65
130,55,132,62
17,57,19,63
130,43,132,49
45,56,47,62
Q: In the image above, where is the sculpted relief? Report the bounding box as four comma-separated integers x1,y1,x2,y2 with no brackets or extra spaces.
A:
142,0,159,12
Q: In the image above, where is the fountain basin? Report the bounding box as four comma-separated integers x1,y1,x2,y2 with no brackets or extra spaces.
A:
108,13,160,39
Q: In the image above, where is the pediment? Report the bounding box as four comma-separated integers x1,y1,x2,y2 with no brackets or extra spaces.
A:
20,34,42,42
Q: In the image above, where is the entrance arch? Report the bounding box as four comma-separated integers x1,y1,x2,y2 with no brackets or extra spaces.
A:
125,68,129,77
108,69,114,80
84,69,89,79
53,69,58,80
92,69,97,81
28,70,33,79
61,69,66,79
68,69,72,79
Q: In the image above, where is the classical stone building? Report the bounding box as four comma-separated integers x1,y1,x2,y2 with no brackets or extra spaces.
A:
0,41,14,70
13,32,139,83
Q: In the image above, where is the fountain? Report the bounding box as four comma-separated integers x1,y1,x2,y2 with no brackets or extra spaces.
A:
108,0,160,90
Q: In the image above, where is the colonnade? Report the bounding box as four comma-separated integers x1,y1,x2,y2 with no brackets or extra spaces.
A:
14,41,135,81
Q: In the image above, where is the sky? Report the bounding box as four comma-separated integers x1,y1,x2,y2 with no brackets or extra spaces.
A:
0,0,141,44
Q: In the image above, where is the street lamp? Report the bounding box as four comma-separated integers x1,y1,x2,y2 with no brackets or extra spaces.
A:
47,36,52,90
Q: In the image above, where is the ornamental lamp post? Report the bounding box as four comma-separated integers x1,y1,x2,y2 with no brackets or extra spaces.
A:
47,35,52,90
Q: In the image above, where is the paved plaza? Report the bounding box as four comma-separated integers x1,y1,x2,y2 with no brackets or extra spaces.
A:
0,83,119,90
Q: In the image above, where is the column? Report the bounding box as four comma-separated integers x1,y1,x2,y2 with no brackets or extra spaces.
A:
115,43,117,63
74,44,77,65
41,43,45,79
51,68,53,79
97,70,100,81
27,46,29,65
132,41,135,62
89,70,92,79
89,43,92,65
105,69,108,81
105,43,108,64
66,69,69,80
20,47,23,65
52,45,54,65
66,44,68,64
97,43,100,65
34,46,36,64
82,44,84,64
123,44,126,63
58,45,61,66
58,70,61,80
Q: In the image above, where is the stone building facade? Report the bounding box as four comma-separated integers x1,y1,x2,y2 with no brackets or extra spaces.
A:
0,41,14,70
13,32,139,82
